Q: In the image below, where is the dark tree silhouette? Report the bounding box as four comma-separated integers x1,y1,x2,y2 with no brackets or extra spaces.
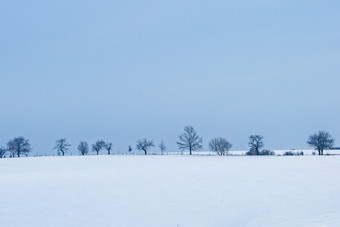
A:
53,138,71,156
307,131,334,155
248,135,264,155
78,141,89,155
92,140,105,155
209,137,232,156
104,142,113,155
177,126,203,155
0,146,7,158
136,138,155,155
7,137,32,157
158,141,167,155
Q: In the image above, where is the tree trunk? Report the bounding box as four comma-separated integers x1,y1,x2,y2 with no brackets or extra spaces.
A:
144,149,147,155
189,149,192,155
97,151,99,155
108,150,110,155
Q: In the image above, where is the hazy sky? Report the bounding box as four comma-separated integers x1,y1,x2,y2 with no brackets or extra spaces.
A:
1,0,339,155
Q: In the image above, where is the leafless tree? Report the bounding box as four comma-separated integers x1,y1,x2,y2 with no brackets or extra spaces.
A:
78,141,89,155
7,137,32,157
158,141,167,155
177,126,203,155
92,140,105,155
307,131,334,155
209,137,232,156
248,135,264,155
53,138,71,156
104,142,113,155
0,146,7,158
136,138,155,155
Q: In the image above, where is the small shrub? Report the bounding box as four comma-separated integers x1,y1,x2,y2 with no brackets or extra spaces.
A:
246,149,275,155
283,151,304,156
245,151,254,156
283,151,295,156
259,149,275,155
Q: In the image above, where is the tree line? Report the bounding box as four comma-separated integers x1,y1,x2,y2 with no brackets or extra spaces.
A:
0,126,336,158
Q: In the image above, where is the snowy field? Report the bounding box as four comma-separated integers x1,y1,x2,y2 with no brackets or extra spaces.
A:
1,155,340,227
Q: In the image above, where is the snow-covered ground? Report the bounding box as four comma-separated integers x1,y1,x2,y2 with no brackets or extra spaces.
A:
1,155,340,227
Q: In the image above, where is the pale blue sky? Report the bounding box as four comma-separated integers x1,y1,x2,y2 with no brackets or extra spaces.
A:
1,0,339,154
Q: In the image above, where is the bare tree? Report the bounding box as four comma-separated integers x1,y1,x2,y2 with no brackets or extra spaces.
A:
209,137,232,156
307,131,334,155
92,140,105,155
248,135,264,155
177,126,203,155
158,141,167,155
53,138,71,156
7,137,32,157
136,138,155,155
104,142,113,155
0,146,7,158
78,141,89,155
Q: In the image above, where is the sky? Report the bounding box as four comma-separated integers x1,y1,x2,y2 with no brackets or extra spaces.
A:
1,0,339,155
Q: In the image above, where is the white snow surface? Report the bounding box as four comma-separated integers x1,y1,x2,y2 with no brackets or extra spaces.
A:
1,155,340,227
